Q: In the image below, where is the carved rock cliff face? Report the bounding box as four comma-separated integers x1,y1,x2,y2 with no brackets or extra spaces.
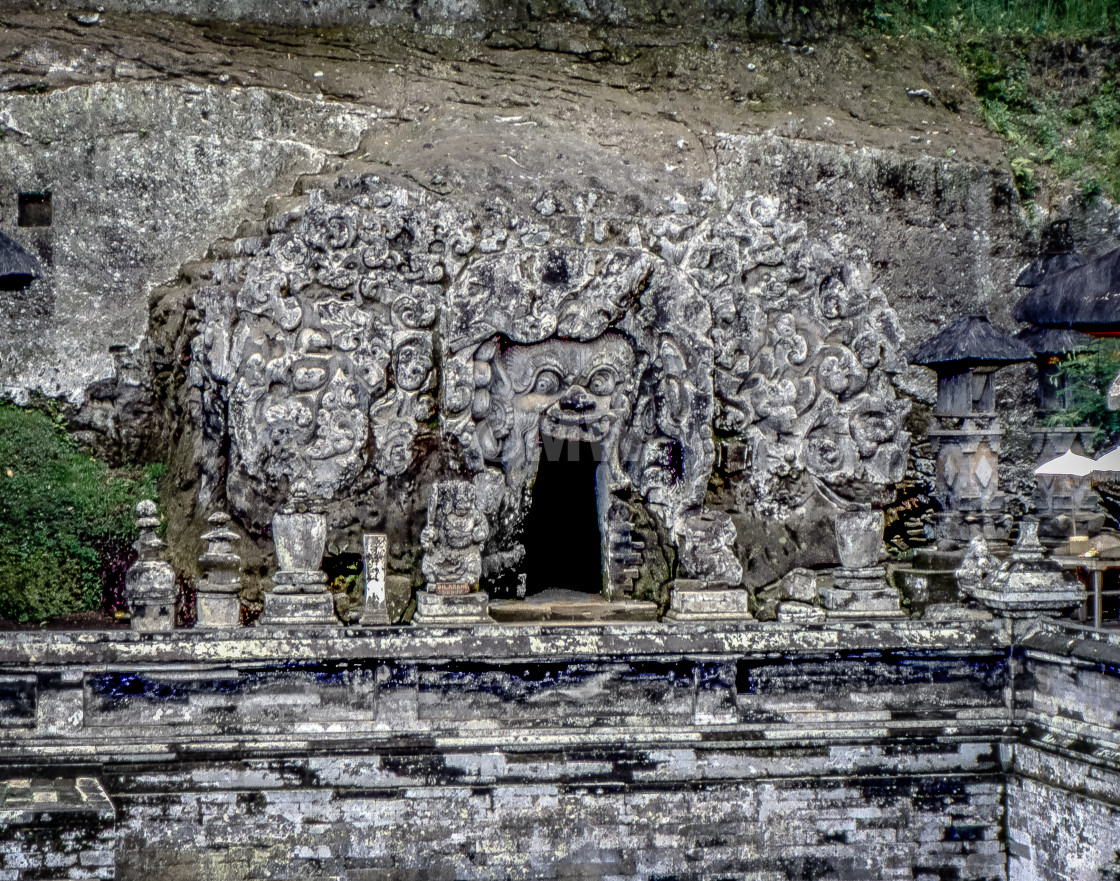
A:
166,156,909,592
3,10,1096,586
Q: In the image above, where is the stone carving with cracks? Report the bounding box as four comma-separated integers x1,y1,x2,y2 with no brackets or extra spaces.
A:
182,178,910,596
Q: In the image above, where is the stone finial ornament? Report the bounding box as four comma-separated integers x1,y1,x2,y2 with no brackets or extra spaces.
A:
820,508,904,618
960,517,1084,617
195,512,242,628
124,499,177,632
259,508,337,626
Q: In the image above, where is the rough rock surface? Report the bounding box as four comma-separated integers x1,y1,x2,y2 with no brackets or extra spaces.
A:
0,8,1116,578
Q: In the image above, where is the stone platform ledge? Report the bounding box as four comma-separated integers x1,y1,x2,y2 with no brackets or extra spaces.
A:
0,619,1010,665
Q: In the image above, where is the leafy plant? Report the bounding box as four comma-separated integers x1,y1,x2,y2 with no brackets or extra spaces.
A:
1044,339,1120,446
864,1,1120,203
0,402,165,623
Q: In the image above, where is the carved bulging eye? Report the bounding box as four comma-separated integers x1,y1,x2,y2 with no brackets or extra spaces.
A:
533,370,563,396
588,368,617,396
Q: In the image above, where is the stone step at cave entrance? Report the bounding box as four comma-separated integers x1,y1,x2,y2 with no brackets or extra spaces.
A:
521,437,604,596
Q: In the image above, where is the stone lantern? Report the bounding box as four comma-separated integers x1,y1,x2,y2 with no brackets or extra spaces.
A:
910,315,1033,547
124,500,177,632
195,512,243,628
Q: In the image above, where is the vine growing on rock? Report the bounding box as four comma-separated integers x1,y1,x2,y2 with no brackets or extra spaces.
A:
0,401,165,624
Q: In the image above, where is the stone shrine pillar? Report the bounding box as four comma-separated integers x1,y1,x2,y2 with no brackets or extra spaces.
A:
358,533,391,626
909,315,1033,548
413,480,492,625
195,512,242,628
259,509,337,626
124,500,177,632
1017,327,1103,540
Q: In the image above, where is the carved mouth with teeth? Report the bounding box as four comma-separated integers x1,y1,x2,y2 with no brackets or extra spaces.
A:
541,409,613,441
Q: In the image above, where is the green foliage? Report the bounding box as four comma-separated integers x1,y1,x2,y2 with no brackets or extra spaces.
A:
864,1,1120,203
866,0,1119,37
1044,339,1120,446
0,402,164,623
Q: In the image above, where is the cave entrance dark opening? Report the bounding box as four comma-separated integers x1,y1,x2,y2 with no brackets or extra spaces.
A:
522,437,603,595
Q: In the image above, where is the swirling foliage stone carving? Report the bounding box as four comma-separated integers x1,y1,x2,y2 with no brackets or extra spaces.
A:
181,173,910,589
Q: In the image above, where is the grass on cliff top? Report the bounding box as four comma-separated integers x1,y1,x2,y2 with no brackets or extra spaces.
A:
868,0,1120,204
0,401,164,624
868,0,1118,36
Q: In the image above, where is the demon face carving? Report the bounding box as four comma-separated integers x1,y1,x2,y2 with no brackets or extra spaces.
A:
473,333,637,485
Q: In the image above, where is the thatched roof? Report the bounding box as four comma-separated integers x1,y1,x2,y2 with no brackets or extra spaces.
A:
1015,219,1085,287
1015,251,1088,287
1013,245,1120,332
0,230,40,291
1016,326,1092,356
909,315,1034,370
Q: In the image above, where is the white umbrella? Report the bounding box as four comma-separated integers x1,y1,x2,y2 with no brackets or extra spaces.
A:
1093,445,1120,473
1035,450,1096,477
1035,450,1097,541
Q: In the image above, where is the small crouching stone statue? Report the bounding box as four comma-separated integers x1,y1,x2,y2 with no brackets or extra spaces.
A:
665,510,752,621
124,500,177,632
413,480,493,625
955,535,999,598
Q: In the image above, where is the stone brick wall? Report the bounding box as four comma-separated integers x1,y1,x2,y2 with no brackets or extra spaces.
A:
109,763,1006,881
1007,764,1120,881
1009,625,1120,881
0,778,116,881
0,620,1116,880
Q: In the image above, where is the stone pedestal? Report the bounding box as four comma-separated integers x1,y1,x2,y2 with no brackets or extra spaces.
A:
196,512,242,629
260,511,337,626
125,500,177,632
960,518,1084,618
823,510,904,618
820,566,905,618
411,589,492,625
358,533,391,626
127,561,178,631
664,580,752,621
260,591,337,625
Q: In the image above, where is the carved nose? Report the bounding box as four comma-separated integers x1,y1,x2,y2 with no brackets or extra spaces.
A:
559,388,595,413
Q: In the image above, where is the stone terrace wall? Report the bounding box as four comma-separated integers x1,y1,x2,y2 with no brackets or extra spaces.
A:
1008,626,1120,881
0,620,1116,880
0,621,1010,880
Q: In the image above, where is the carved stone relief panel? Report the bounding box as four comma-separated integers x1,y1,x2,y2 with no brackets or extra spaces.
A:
177,173,911,595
